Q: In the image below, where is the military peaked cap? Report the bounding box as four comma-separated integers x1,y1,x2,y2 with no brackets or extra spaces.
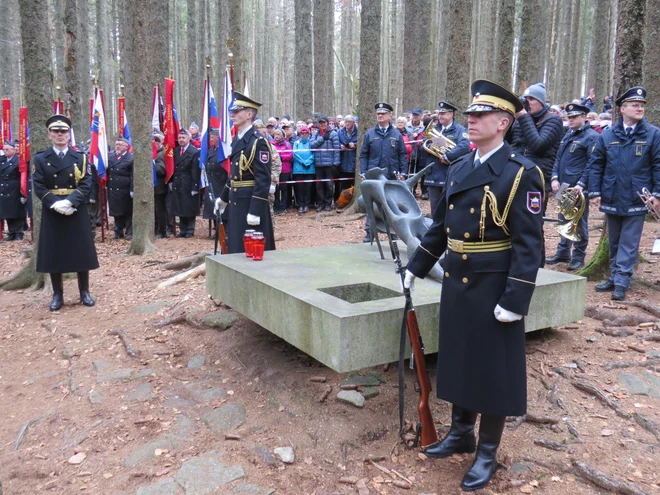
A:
565,103,590,117
437,101,458,112
375,102,394,113
46,114,71,131
464,80,523,116
230,92,262,111
616,86,646,106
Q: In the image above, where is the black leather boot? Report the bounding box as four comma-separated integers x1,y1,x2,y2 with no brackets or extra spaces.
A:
49,273,64,311
423,405,477,458
77,271,96,307
461,415,506,492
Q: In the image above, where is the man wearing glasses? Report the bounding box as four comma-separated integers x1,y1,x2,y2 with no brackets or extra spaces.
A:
589,86,660,301
32,115,99,311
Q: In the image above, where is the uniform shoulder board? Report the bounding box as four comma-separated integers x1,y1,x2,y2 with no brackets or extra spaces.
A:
509,153,536,170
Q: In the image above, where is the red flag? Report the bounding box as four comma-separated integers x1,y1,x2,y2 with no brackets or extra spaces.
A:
54,100,64,115
18,107,30,197
118,96,125,137
2,98,11,141
163,78,177,183
89,97,94,126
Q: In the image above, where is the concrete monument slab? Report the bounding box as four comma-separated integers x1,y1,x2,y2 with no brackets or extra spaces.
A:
206,243,585,372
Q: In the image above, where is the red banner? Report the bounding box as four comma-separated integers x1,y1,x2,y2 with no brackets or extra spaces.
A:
18,107,30,197
164,78,177,183
89,97,94,127
117,96,125,138
2,98,11,142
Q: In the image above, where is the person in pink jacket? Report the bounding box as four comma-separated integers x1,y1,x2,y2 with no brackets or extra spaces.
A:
272,129,293,214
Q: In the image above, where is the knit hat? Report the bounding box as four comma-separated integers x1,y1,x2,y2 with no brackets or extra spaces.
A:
523,83,547,104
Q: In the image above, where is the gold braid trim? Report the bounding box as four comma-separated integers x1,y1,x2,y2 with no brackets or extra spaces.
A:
238,139,259,181
479,166,525,241
536,166,545,202
74,154,86,185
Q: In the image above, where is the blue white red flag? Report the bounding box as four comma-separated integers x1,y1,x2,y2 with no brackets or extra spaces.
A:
219,68,234,173
199,79,221,189
89,90,108,179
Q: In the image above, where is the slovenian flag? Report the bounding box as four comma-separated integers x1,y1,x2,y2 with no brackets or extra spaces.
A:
219,68,234,174
199,79,221,189
89,90,108,179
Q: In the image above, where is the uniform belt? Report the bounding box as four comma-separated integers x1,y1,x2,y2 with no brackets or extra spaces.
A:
50,188,77,196
230,180,256,188
447,238,512,253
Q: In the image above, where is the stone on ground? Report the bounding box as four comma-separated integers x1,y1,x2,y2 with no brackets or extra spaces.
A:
337,390,365,408
232,483,275,495
200,310,240,330
341,374,381,388
173,451,245,494
124,383,156,402
617,371,660,398
201,403,247,432
274,446,295,464
362,387,380,400
136,477,182,495
187,355,206,370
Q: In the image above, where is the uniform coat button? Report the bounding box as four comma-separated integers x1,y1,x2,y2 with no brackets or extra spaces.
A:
462,277,468,283
464,232,470,239
462,254,468,260
446,227,450,233
470,208,475,214
449,204,454,210
445,272,450,278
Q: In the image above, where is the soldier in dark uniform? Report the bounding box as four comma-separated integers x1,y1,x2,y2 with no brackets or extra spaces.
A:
547,103,598,270
589,86,660,301
107,136,134,239
359,102,408,242
404,81,544,492
0,140,27,240
170,128,201,238
32,115,99,311
423,101,472,215
202,129,229,233
215,92,275,253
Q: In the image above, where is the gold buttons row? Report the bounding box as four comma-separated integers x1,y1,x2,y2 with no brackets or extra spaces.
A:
444,272,469,284
448,204,476,214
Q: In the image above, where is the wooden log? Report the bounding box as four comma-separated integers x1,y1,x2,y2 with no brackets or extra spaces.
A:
534,438,567,451
109,328,138,358
157,264,206,290
604,357,660,371
571,460,650,495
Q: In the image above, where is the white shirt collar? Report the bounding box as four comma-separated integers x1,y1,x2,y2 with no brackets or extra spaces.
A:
474,142,505,166
53,146,69,156
624,123,637,133
237,125,252,140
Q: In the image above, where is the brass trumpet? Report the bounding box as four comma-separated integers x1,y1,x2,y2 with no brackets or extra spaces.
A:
637,187,660,222
555,187,586,241
421,120,456,159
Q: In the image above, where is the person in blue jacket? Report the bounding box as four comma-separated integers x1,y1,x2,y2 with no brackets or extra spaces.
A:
292,125,315,213
423,101,471,215
310,115,340,211
589,86,660,301
547,103,599,270
359,102,408,242
336,114,358,200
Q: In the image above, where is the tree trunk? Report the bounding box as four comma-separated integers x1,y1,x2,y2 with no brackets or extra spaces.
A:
78,0,91,130
643,0,660,125
187,0,201,126
229,0,243,84
312,0,334,116
0,0,22,132
495,0,515,88
586,0,612,107
612,0,645,107
63,0,82,135
517,0,546,93
445,0,472,113
353,0,381,202
555,0,573,103
294,0,313,119
121,0,168,255
2,0,54,291
403,0,432,111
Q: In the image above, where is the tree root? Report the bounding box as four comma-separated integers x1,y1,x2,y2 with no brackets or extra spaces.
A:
563,418,583,443
634,412,660,441
596,327,635,337
639,334,660,342
507,414,559,430
153,310,203,329
623,300,660,319
0,263,45,291
533,438,567,451
161,251,210,271
585,306,654,327
604,357,660,371
109,328,138,357
540,376,565,409
156,264,206,290
571,379,630,419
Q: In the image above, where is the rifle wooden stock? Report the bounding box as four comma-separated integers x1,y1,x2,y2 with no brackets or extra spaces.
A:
218,223,228,254
406,309,439,448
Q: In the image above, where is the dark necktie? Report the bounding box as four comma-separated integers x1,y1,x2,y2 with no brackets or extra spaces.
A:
180,148,184,156
59,151,65,159
626,127,633,137
473,158,482,169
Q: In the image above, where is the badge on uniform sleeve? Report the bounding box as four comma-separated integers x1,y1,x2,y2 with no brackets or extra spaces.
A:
527,192,542,214
259,151,269,163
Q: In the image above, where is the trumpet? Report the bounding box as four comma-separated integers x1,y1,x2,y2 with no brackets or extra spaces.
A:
637,187,660,222
421,120,456,159
555,187,586,241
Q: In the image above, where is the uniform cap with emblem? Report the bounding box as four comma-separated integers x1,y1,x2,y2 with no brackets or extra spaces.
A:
4,140,16,148
437,101,458,113
374,102,394,113
178,128,190,136
615,86,646,106
116,136,131,145
464,80,524,116
229,91,262,111
46,114,72,131
565,103,590,117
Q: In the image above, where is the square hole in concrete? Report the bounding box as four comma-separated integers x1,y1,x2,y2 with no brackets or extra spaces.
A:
319,282,401,304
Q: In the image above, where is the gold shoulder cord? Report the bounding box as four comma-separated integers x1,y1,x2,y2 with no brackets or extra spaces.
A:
536,166,545,202
74,154,86,185
479,166,525,241
238,140,259,180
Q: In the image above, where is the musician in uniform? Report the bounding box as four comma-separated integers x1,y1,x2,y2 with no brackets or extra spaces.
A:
404,81,544,492
170,128,201,238
589,86,660,301
547,103,598,270
107,136,134,239
422,101,471,215
0,140,27,241
214,92,275,253
32,115,99,311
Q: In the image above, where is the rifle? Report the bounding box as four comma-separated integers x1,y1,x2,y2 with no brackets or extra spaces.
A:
382,214,438,450
214,212,228,255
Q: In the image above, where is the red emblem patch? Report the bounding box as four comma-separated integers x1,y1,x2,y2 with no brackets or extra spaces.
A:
259,151,269,164
527,192,542,214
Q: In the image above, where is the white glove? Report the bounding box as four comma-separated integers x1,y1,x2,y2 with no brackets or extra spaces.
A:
20,196,27,204
51,199,72,215
269,184,276,195
214,198,227,216
89,199,96,204
191,190,198,196
130,191,134,198
494,304,523,323
247,213,260,226
403,270,416,291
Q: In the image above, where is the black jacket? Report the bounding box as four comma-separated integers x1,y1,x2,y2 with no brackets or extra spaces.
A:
510,105,564,181
169,144,201,217
0,154,27,219
107,151,134,217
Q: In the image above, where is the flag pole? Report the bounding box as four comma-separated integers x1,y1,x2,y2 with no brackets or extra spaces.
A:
92,73,107,243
